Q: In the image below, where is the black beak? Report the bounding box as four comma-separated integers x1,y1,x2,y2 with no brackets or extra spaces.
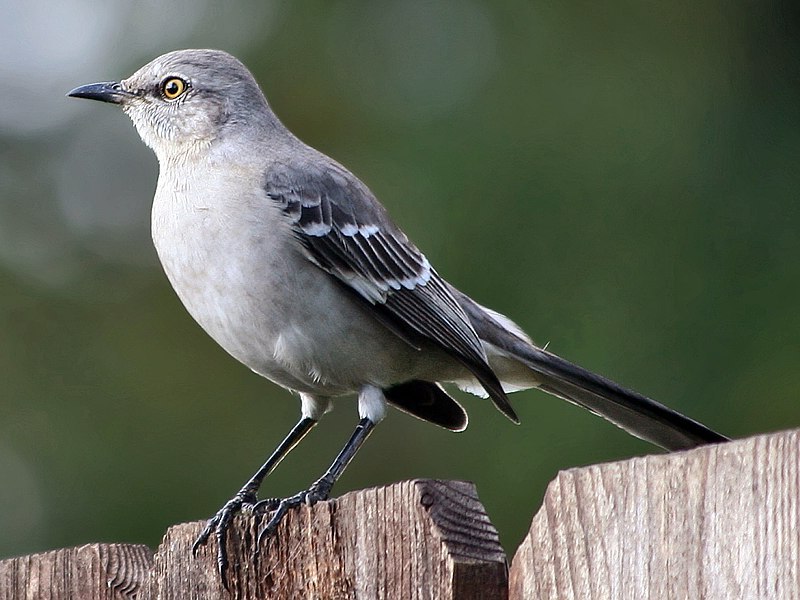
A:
67,81,135,104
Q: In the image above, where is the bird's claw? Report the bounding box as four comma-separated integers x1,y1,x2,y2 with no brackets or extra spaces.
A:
252,497,281,514
192,490,258,588
192,478,334,584
255,481,331,550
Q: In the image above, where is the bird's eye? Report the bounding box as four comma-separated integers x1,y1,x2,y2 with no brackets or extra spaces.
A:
161,77,187,100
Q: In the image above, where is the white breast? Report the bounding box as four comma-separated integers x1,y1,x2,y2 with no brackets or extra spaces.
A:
151,158,305,387
149,156,450,397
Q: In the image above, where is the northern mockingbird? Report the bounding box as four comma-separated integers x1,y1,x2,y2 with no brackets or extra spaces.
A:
69,49,727,580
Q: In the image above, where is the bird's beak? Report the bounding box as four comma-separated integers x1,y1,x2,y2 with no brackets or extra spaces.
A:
67,81,136,104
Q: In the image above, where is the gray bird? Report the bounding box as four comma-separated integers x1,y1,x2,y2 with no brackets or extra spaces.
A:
68,49,727,580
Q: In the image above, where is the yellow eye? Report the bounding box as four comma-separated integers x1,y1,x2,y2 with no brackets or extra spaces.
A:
161,77,187,100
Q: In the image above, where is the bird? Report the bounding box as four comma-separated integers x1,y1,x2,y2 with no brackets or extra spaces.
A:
68,49,728,581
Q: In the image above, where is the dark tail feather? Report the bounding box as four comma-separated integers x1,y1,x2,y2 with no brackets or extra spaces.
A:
512,344,727,450
453,288,728,451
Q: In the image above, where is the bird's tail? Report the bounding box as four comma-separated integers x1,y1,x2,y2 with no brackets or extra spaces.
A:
450,289,728,451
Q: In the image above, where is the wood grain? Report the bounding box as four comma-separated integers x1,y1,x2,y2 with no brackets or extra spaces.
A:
509,429,800,600
141,479,507,599
10,430,800,599
0,543,153,600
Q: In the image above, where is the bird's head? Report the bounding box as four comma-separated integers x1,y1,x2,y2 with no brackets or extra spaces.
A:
68,49,273,161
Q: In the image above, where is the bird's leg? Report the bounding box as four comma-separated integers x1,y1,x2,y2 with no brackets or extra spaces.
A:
256,417,376,547
192,415,317,584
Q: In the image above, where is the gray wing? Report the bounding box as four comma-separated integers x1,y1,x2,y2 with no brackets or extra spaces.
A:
264,160,518,423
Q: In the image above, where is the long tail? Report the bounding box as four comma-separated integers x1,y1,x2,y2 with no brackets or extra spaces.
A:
452,289,728,451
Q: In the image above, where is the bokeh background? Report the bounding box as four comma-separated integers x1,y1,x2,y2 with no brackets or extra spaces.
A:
2,0,798,560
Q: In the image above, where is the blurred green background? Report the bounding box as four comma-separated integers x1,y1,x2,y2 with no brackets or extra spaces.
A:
1,0,798,560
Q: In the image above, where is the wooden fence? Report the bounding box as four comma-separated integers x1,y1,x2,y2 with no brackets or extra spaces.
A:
1,428,798,599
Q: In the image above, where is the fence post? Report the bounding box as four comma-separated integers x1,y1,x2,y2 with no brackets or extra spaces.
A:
509,429,800,599
0,543,152,600
5,430,800,599
1,479,507,600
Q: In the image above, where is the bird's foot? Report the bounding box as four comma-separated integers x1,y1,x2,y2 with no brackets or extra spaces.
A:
192,478,334,586
192,489,263,588
255,477,333,550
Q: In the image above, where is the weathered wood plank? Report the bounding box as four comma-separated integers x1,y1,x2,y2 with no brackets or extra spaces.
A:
509,429,800,600
15,428,800,600
0,543,153,600
141,479,507,599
